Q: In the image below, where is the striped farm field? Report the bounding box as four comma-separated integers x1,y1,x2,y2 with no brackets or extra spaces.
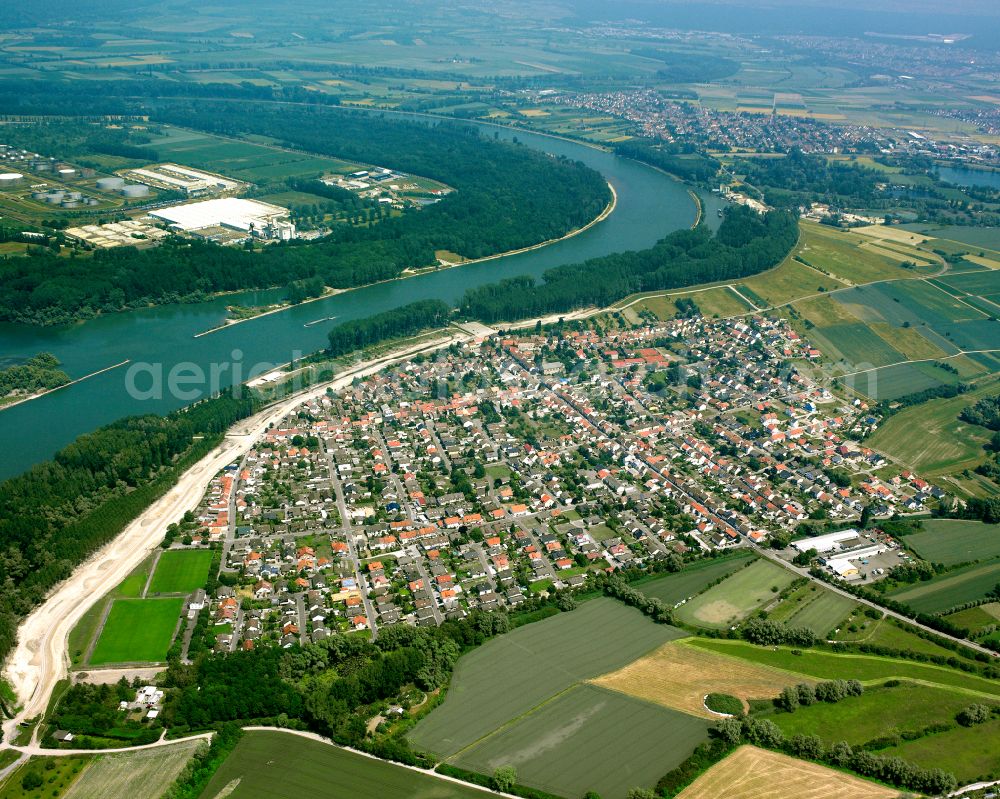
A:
904,519,1000,566
590,639,807,718
408,598,683,759
452,684,709,799
888,558,1000,614
65,740,202,799
677,746,898,799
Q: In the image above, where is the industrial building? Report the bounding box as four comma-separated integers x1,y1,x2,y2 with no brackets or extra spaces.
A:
791,529,862,554
150,198,296,242
120,163,243,197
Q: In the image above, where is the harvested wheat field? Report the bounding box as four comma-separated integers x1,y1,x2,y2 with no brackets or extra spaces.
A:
589,641,807,719
677,746,899,799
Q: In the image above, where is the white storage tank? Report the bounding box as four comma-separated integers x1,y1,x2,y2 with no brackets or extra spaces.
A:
121,184,150,198
96,176,125,191
0,172,23,185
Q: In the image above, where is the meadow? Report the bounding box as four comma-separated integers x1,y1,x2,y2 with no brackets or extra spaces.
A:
767,681,984,747
888,558,1000,614
904,519,1000,566
879,717,1000,784
675,559,796,629
89,597,184,665
453,683,709,799
635,551,757,605
408,598,683,759
147,549,214,595
778,586,857,636
946,602,1000,634
687,639,1000,699
197,731,487,799
676,745,897,799
0,757,91,799
591,639,805,718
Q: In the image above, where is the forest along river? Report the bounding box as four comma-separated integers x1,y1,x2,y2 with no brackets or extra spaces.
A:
0,119,702,480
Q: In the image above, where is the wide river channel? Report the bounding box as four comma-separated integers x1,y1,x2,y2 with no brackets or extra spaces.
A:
0,115,712,480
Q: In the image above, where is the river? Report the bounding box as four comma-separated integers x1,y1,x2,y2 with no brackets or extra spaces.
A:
0,120,698,480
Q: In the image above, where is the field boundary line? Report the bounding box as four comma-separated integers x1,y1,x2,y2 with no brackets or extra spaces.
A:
141,551,162,599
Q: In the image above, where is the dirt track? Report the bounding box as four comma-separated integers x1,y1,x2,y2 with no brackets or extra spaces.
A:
1,330,465,742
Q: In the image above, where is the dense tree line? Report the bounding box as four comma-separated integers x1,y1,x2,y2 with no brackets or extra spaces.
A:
736,149,882,210
0,99,609,325
774,680,863,712
326,300,451,357
615,139,721,183
961,396,1000,431
740,617,816,647
0,352,69,398
0,391,258,664
460,207,798,323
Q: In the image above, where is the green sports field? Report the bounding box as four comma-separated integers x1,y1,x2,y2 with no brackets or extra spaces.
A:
637,551,757,605
889,559,1000,614
89,598,184,665
453,684,710,799
688,639,1000,700
409,599,684,759
675,559,797,629
198,731,486,799
147,549,214,595
904,520,1000,567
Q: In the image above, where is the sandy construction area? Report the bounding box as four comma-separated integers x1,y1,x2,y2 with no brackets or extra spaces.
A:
677,746,899,799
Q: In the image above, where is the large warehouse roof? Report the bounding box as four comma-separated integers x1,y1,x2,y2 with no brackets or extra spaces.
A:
150,198,288,232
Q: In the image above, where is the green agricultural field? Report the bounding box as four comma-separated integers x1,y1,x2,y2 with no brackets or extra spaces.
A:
812,322,906,368
687,639,1000,699
867,378,1000,476
889,559,1000,614
147,549,214,595
675,559,796,629
946,603,1000,634
783,589,857,637
904,520,1000,566
197,730,487,799
878,717,1000,784
845,360,961,401
453,684,710,799
767,682,987,748
409,598,684,759
738,258,846,308
795,223,933,285
634,286,754,320
636,551,757,604
89,598,184,665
